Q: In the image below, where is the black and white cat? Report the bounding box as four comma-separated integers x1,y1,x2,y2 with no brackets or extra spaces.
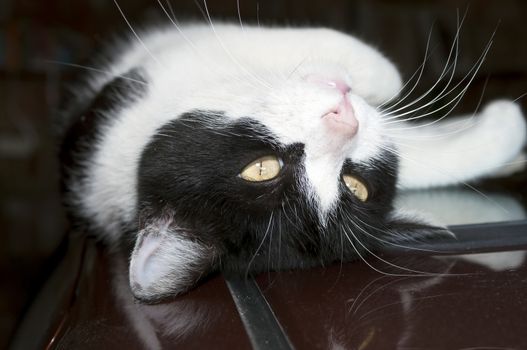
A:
58,23,526,302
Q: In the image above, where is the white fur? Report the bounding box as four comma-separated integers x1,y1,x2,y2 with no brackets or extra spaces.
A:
70,23,526,242
130,220,211,299
396,100,527,189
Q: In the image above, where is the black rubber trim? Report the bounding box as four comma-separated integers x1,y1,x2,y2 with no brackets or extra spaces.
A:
386,219,527,255
226,278,294,350
448,219,527,251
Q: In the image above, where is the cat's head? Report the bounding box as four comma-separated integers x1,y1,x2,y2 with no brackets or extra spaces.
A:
133,27,403,224
71,25,451,301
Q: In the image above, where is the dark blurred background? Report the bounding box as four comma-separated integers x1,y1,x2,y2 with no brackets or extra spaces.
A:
1,0,526,347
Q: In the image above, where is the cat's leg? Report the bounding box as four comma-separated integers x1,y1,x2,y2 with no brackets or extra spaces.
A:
129,217,217,302
395,100,526,189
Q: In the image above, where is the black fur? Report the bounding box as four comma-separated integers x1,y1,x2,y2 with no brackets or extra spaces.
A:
137,110,445,279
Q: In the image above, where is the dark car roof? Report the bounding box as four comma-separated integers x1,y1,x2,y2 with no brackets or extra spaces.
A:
10,220,527,349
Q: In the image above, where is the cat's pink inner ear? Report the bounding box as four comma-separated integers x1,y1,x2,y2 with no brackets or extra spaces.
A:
128,223,213,300
130,231,172,290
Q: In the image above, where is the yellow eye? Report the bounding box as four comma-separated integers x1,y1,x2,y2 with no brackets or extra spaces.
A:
240,155,282,182
343,174,369,202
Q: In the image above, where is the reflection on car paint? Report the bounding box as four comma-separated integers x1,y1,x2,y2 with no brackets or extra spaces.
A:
396,187,527,225
449,250,526,271
47,240,252,349
110,254,220,350
257,248,527,349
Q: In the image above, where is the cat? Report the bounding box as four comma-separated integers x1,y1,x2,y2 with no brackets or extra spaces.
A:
57,22,526,302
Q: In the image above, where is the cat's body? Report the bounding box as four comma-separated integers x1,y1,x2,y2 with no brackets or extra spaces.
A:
58,23,526,301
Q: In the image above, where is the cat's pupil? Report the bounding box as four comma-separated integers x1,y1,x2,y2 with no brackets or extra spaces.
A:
239,155,282,182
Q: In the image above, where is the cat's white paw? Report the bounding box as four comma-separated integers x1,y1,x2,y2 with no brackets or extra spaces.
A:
477,100,526,174
397,99,526,189
479,100,526,141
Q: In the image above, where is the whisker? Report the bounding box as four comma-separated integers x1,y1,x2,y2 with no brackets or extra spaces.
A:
352,216,454,254
277,211,282,272
349,276,413,316
113,0,165,68
200,0,273,89
346,275,388,314
383,54,472,124
354,292,461,324
394,72,488,133
42,60,149,85
287,55,310,80
281,195,307,236
156,0,260,89
383,23,496,125
380,118,478,143
191,0,208,20
341,227,440,277
382,9,467,115
382,39,491,130
512,91,527,103
267,213,274,273
343,217,453,276
378,22,436,110
237,0,245,31
379,76,489,154
157,0,199,52
256,2,261,27
336,228,345,285
164,0,177,22
341,229,398,277
245,211,274,278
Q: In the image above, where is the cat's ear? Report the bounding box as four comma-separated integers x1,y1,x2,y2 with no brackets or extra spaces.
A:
383,211,454,247
129,217,216,302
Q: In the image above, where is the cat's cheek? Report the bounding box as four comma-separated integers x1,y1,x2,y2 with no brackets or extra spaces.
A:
129,224,217,302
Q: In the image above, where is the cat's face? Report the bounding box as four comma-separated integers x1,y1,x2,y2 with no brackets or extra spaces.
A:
129,44,449,301
139,64,392,220
139,44,397,211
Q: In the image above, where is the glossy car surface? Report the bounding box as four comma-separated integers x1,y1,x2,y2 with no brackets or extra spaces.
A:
11,217,527,349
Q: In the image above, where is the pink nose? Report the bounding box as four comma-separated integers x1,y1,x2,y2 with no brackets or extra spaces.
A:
311,78,358,137
322,97,359,137
306,75,359,137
